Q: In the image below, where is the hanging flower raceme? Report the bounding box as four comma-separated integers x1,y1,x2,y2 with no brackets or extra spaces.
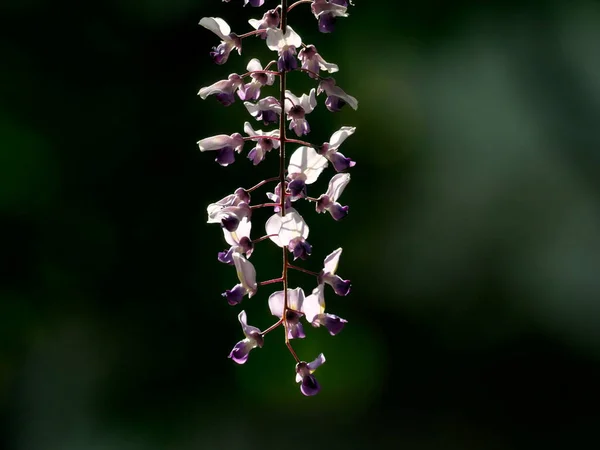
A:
197,0,357,397
199,17,242,64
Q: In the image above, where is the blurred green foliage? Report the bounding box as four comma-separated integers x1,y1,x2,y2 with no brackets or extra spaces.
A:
1,0,600,449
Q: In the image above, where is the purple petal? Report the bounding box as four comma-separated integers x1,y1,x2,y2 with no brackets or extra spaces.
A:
215,146,235,166
329,275,351,296
221,215,239,232
318,13,336,33
278,47,298,72
300,374,321,396
315,313,347,336
261,109,279,125
210,42,231,65
228,340,252,364
288,178,306,200
218,248,235,265
223,284,245,305
328,203,349,220
214,91,236,106
329,152,356,172
325,95,346,112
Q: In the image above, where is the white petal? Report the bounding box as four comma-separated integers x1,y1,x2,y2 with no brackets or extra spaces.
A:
199,17,231,40
307,353,326,372
244,101,260,117
248,18,262,30
288,147,328,184
198,79,231,99
328,86,358,110
325,173,350,202
233,252,257,296
285,26,302,48
278,208,309,246
243,121,258,137
265,213,284,247
197,134,233,151
302,284,325,323
317,55,339,73
265,209,309,247
268,290,285,318
299,89,317,114
323,248,342,275
238,310,249,329
287,287,305,311
207,193,237,222
246,58,263,72
266,28,284,51
284,90,300,113
329,126,356,150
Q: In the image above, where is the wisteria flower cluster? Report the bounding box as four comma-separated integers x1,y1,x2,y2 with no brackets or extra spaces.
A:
198,0,357,396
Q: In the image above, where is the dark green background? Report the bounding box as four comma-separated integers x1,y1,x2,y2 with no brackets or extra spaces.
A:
1,0,599,448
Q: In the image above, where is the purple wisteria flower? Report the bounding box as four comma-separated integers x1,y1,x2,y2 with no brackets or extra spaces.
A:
284,88,317,137
243,122,280,165
238,58,276,101
244,96,282,125
311,0,349,33
318,248,351,296
317,77,358,112
266,26,302,72
298,45,339,78
286,146,328,200
316,173,350,220
198,74,243,106
199,17,242,64
303,284,347,335
228,310,264,364
319,126,356,172
295,353,326,396
218,216,253,264
207,188,250,226
222,252,257,305
198,133,245,166
248,8,281,38
268,288,306,339
266,182,291,213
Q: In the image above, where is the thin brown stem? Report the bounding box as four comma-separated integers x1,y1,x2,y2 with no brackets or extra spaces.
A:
287,264,319,277
238,29,267,39
240,69,281,78
250,203,280,209
246,177,279,193
287,0,312,13
262,319,283,335
252,234,278,244
259,278,284,286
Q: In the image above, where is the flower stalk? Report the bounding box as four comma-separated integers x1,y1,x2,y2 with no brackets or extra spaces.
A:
198,0,356,396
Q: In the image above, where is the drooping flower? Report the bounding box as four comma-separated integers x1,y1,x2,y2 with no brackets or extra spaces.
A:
303,284,347,335
199,17,242,64
243,122,280,165
228,310,264,364
248,8,281,38
298,45,339,78
197,133,245,166
222,252,257,305
266,26,302,72
284,89,317,137
238,58,276,101
265,208,309,247
266,182,291,213
286,146,328,200
316,173,350,220
244,96,282,125
319,126,356,172
207,188,250,225
311,0,349,33
218,216,253,265
317,77,358,112
268,288,306,339
198,74,243,106
318,248,351,296
295,353,326,396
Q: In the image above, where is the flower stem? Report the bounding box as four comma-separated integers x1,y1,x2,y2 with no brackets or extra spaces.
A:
262,319,283,335
246,177,279,193
252,234,278,244
240,69,281,78
259,278,284,286
287,264,319,277
238,29,266,39
287,0,312,13
250,203,280,209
